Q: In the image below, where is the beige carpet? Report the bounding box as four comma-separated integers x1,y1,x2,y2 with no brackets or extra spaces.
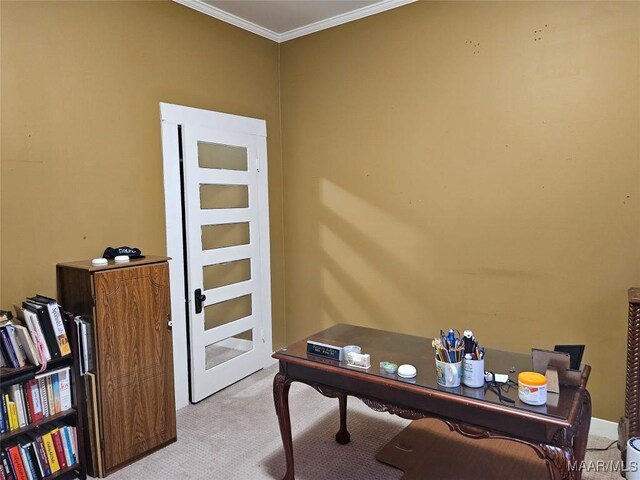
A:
102,364,622,479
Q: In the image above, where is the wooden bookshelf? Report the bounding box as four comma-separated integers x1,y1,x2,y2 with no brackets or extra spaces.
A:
0,311,86,480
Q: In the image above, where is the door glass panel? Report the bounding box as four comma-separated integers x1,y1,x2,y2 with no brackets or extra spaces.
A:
201,223,250,250
205,329,253,370
198,141,248,171
204,294,252,331
203,259,251,290
200,184,248,209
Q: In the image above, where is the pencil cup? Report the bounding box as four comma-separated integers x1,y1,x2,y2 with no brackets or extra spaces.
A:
435,359,462,388
462,357,485,388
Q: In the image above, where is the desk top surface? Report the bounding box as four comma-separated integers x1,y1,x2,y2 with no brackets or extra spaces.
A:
274,323,589,422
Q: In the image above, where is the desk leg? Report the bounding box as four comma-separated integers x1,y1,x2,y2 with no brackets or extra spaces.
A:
336,393,351,444
572,390,592,480
274,373,294,480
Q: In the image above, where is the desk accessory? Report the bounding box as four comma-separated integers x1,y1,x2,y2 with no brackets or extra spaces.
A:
380,362,398,374
435,359,460,387
306,340,344,361
554,345,585,370
627,438,640,480
462,354,484,388
346,352,370,369
518,371,547,405
398,364,417,378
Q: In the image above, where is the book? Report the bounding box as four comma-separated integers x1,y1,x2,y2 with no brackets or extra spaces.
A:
51,375,60,414
0,450,15,480
0,329,19,368
34,379,47,419
2,395,11,432
0,449,15,480
8,386,26,428
21,303,59,361
5,445,27,480
24,380,43,423
17,444,36,480
17,384,30,426
55,368,71,411
75,316,95,374
39,431,59,474
45,377,54,416
27,297,70,357
23,433,49,478
4,326,26,367
49,429,67,470
53,424,73,467
7,400,18,431
19,307,50,362
12,326,40,367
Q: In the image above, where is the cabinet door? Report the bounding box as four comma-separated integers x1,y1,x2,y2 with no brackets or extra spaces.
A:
93,263,176,472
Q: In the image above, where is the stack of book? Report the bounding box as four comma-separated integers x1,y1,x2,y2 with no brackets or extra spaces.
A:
0,296,71,370
1,423,78,480
0,367,72,434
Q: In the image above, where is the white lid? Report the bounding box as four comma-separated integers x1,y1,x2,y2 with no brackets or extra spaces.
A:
91,258,108,266
397,364,416,378
114,255,130,263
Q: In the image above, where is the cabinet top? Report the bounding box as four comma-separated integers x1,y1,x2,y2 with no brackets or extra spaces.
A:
56,255,170,272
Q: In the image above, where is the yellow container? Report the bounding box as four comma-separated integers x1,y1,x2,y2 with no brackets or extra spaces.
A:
518,371,547,406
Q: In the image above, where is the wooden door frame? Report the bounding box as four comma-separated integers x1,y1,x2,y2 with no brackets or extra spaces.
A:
159,102,273,409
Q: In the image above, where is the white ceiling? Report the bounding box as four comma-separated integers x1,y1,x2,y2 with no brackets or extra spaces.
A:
175,0,416,43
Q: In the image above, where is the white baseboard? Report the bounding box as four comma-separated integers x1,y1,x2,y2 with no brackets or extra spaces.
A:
591,417,618,440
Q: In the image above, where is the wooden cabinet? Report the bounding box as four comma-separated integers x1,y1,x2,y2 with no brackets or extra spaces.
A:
56,256,176,477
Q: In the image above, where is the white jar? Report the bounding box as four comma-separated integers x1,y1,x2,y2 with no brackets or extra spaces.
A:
518,371,547,406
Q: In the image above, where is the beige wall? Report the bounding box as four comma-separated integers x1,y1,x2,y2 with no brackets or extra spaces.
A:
280,1,640,421
0,1,285,352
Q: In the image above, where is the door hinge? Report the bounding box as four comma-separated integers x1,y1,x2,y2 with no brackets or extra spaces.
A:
261,328,265,343
92,295,96,307
255,157,260,173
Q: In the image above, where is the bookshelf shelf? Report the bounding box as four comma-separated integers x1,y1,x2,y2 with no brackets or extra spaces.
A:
0,355,73,384
0,408,77,443
48,461,81,480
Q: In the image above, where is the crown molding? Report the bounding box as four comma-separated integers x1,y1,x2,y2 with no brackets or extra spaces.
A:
174,0,417,43
278,0,417,43
174,0,280,42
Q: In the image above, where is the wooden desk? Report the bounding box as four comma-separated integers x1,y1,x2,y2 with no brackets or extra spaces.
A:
273,324,591,480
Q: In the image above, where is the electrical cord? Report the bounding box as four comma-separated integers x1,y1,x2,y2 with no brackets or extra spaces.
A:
586,440,617,452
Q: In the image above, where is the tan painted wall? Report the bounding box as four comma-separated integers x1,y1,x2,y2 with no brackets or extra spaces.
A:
280,1,640,421
0,1,285,350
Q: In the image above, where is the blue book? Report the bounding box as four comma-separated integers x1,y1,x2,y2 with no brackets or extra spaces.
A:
51,374,60,414
61,426,75,465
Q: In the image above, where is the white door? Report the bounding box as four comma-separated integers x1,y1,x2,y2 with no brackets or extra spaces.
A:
180,114,272,403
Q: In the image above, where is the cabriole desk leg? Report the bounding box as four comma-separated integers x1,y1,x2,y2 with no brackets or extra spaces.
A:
336,393,351,444
273,372,295,480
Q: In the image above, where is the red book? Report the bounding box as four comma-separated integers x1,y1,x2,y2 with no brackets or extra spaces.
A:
24,380,43,423
5,446,27,480
50,429,67,470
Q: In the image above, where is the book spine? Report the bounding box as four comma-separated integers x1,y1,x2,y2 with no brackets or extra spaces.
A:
6,327,26,368
7,401,18,431
17,446,34,480
56,368,71,411
0,392,6,434
60,427,73,467
26,381,42,423
18,385,30,426
51,374,60,414
49,430,67,470
35,381,47,419
0,329,19,368
23,445,41,480
46,305,71,357
45,377,54,417
40,433,59,473
22,309,50,362
33,438,49,477
6,446,27,480
0,449,15,480
2,395,11,432
34,308,60,360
